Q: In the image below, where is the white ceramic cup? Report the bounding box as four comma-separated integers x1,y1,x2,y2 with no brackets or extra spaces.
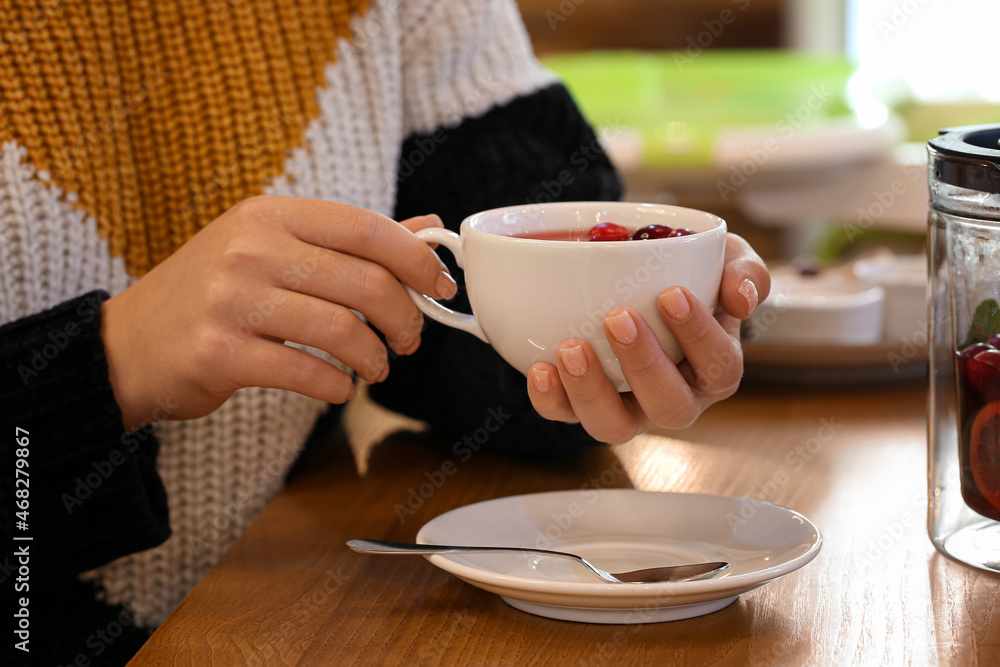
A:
406,202,727,391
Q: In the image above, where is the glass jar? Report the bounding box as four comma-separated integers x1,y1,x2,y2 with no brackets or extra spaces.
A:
928,124,1000,571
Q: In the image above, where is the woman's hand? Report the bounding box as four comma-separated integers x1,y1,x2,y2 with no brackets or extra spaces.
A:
526,233,770,444
101,196,455,430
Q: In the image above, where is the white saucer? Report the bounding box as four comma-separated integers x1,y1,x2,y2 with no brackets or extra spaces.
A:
415,489,821,624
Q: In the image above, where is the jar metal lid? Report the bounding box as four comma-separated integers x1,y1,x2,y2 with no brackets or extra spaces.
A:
929,124,1000,194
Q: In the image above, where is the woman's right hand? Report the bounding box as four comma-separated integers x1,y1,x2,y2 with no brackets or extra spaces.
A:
100,196,455,430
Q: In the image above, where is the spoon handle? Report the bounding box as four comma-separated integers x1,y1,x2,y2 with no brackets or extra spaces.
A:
347,539,729,584
346,539,573,560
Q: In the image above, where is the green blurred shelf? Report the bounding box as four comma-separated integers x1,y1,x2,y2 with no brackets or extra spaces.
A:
542,50,857,169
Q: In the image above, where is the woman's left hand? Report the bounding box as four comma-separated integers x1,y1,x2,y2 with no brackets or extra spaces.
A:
526,233,770,444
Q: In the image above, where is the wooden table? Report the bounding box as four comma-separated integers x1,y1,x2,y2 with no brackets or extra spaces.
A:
130,380,1000,666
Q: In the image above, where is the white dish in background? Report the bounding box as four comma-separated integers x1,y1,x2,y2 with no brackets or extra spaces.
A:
735,143,927,233
744,267,885,346
852,253,927,342
415,489,821,624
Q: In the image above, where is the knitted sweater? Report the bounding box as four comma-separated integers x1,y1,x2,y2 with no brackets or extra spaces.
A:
0,0,620,663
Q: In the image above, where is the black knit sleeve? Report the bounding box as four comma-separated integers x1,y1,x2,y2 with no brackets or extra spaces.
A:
371,83,623,457
0,291,170,585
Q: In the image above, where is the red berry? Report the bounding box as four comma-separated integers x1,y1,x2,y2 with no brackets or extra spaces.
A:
668,228,695,237
970,401,1000,513
794,256,823,277
958,343,996,359
631,224,673,240
963,342,994,359
968,349,1000,398
989,334,1000,349
587,222,630,242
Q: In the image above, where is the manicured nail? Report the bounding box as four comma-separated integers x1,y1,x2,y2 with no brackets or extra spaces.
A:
660,288,691,321
408,213,443,228
558,345,588,377
605,309,638,345
531,367,551,393
738,278,758,313
436,272,457,300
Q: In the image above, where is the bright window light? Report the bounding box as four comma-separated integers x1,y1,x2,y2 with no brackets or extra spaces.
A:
848,0,1000,102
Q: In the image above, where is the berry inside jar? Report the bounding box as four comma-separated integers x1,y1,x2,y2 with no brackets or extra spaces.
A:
956,298,1000,520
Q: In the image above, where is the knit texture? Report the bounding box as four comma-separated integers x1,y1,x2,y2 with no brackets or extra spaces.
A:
0,292,170,667
374,83,622,457
0,0,614,658
0,291,171,579
0,0,369,276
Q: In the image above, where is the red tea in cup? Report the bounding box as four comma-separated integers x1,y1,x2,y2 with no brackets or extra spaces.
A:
509,223,694,242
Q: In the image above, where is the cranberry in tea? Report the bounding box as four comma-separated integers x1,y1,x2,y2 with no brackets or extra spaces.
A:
587,222,631,242
632,225,673,240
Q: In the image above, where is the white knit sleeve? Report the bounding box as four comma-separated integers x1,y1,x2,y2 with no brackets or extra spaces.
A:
398,0,558,136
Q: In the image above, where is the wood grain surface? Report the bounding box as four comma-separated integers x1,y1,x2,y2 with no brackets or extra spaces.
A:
130,381,1000,666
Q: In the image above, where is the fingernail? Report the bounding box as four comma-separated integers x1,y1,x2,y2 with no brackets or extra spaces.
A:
436,272,457,300
660,288,691,321
738,278,758,313
605,309,638,345
409,213,443,227
558,345,588,377
377,364,389,382
531,367,551,393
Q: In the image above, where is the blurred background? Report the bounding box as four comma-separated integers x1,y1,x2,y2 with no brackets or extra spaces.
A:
516,0,1000,263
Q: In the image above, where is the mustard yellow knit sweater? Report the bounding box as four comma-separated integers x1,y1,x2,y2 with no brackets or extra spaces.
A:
1,0,620,661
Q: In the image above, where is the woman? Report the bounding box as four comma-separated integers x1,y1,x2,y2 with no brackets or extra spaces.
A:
0,0,769,663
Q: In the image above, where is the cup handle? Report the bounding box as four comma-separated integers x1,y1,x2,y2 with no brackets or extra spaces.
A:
406,227,488,343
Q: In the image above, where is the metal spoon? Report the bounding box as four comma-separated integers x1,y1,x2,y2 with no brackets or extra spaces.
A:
346,539,729,584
